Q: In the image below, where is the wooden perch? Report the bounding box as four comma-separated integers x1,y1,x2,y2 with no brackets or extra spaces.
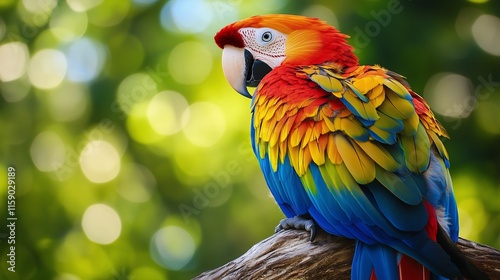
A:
194,229,500,279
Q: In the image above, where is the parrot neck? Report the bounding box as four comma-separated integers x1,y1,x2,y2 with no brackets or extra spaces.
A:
284,29,359,68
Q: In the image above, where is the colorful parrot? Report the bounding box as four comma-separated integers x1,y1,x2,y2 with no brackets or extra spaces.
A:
215,14,488,280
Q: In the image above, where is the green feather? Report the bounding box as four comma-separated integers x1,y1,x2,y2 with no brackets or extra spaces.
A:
401,123,431,173
383,78,411,100
375,166,423,205
378,89,415,120
301,169,318,195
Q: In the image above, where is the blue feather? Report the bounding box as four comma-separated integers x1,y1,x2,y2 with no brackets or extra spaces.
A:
367,181,428,232
352,241,399,280
277,156,313,215
392,232,461,279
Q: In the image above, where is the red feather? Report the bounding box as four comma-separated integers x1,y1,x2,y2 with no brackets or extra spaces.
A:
214,24,244,48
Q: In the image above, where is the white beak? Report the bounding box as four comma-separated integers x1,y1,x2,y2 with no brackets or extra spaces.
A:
221,45,252,98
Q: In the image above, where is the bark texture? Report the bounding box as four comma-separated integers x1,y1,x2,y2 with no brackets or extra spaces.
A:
194,229,500,279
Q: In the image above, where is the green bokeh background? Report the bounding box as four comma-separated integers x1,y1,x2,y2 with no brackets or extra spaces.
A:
1,0,499,279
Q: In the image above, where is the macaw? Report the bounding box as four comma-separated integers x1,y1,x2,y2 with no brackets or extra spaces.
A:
215,14,488,280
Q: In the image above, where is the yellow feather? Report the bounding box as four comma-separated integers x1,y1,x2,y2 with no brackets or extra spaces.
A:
308,140,325,165
301,125,313,149
270,117,287,147
298,146,312,175
321,121,330,134
368,125,394,143
279,139,287,164
327,134,342,164
429,131,450,161
355,140,399,171
257,95,267,106
280,114,296,142
264,104,280,121
290,126,305,147
367,84,385,108
336,162,360,191
310,74,344,93
275,104,287,120
343,88,379,121
322,115,336,131
259,141,267,159
352,75,384,94
288,141,300,172
340,117,368,140
301,66,316,75
269,143,279,171
259,118,273,142
335,134,375,184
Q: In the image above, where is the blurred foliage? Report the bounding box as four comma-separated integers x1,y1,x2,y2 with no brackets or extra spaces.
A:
0,0,499,279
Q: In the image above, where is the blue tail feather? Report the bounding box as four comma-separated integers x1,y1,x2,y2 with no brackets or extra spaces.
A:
352,241,399,280
391,231,460,279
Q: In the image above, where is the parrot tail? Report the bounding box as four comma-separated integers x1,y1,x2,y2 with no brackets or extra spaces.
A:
351,241,430,280
351,201,466,280
436,225,490,280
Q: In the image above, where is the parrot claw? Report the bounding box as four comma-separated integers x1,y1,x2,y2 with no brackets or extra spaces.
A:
274,214,317,242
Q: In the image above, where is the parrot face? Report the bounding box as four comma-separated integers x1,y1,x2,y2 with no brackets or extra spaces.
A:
214,14,358,97
219,27,286,97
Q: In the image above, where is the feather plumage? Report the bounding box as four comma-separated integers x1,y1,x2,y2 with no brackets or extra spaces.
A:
251,63,459,279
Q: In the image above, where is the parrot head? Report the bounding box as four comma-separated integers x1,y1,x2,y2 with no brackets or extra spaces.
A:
214,14,359,97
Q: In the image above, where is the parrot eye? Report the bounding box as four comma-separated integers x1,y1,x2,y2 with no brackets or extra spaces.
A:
261,31,273,42
255,28,276,45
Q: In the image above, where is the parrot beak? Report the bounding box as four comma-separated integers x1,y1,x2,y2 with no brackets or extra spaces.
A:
221,45,272,98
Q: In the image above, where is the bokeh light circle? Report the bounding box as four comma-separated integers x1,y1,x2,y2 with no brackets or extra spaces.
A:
82,204,122,245
471,14,500,56
28,49,67,89
147,91,189,135
66,0,102,12
0,42,29,82
79,140,121,183
30,131,66,172
65,37,106,82
50,4,88,41
22,0,57,14
423,73,473,118
160,0,213,34
150,226,196,270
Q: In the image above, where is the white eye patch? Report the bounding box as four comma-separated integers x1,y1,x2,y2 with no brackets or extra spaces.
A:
239,27,287,58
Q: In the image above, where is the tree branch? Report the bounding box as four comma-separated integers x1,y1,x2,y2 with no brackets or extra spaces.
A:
194,230,500,279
